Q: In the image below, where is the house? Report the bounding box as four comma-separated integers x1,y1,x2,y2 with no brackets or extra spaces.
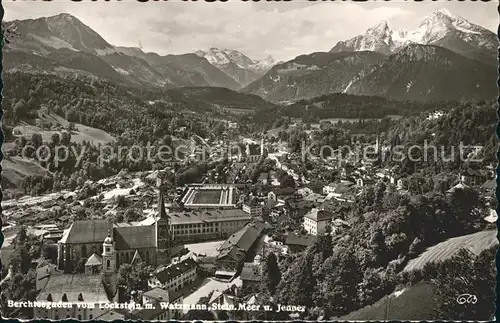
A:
242,197,263,217
195,256,217,276
216,222,265,272
484,208,498,224
297,187,313,197
34,272,113,320
148,258,197,292
240,262,261,291
284,233,315,253
356,177,375,187
322,183,336,195
331,218,351,234
397,178,405,190
208,284,239,308
268,187,296,202
446,181,469,195
258,173,269,185
303,208,334,236
140,288,183,320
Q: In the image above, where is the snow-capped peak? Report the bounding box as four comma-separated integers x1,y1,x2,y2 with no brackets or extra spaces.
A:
367,20,390,36
195,47,279,71
330,8,497,60
433,8,453,18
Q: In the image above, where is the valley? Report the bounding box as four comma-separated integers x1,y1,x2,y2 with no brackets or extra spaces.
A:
1,5,497,322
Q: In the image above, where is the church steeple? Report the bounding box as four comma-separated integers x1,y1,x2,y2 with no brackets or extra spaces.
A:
101,230,117,296
155,179,171,265
158,185,168,219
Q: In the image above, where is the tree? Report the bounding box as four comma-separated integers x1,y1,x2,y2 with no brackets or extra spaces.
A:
13,99,29,120
42,244,59,264
263,252,281,295
124,208,141,222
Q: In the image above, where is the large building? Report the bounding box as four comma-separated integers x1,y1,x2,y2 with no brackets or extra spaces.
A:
35,234,119,320
303,208,334,236
181,184,237,209
57,187,172,271
216,222,265,273
148,258,197,292
57,184,254,271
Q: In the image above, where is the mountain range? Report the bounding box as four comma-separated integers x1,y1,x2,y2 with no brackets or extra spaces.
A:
195,48,281,86
244,8,498,102
3,13,278,89
330,8,498,65
4,9,498,103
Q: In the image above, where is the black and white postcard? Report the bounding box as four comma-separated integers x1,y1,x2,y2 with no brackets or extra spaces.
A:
0,0,498,321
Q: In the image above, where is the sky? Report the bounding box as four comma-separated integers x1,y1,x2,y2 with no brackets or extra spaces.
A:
4,0,498,61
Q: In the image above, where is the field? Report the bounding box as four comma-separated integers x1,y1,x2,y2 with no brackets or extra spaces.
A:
2,155,50,188
12,113,115,145
403,230,497,272
192,189,222,204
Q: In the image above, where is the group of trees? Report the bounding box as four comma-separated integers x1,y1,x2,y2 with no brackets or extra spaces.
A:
401,246,496,320
274,182,487,319
1,227,46,318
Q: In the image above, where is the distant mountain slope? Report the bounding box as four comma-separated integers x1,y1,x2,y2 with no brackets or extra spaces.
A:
4,14,239,89
165,86,277,110
330,8,498,65
346,44,497,101
242,51,387,103
195,48,280,86
4,13,114,55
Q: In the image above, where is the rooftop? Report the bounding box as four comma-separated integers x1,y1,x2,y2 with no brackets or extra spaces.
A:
143,287,172,302
37,274,109,303
240,263,260,282
304,208,334,222
114,225,156,249
85,253,102,266
285,233,316,247
167,208,252,225
59,219,112,244
153,258,197,284
217,222,265,262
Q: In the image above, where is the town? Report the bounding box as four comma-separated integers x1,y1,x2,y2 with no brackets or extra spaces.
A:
1,119,497,320
1,4,498,321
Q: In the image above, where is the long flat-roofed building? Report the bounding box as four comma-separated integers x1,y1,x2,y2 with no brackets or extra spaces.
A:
168,208,252,242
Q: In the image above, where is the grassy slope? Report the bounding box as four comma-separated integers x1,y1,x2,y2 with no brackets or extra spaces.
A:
338,283,439,320
404,229,497,272
13,113,115,145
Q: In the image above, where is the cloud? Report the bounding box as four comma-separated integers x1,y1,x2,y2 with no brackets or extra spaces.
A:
3,1,496,61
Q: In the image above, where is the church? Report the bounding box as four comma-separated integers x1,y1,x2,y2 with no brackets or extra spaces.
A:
57,186,172,273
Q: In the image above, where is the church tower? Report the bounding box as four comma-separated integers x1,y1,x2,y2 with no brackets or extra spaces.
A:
102,231,117,296
155,182,171,266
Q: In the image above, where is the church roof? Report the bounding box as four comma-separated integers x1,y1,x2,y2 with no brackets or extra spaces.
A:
85,253,102,266
59,220,113,244
114,226,156,250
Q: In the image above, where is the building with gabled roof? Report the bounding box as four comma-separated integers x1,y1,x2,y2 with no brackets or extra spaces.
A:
148,258,197,292
303,208,334,236
216,222,265,272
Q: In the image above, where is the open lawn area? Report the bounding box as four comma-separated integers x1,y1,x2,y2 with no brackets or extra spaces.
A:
192,189,222,204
